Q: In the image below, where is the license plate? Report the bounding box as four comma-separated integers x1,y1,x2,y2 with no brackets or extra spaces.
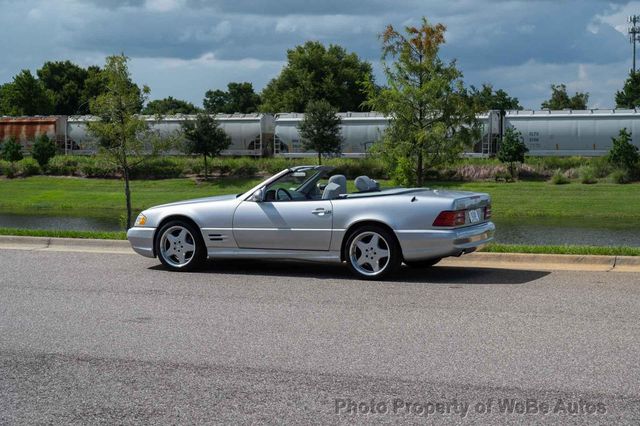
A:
469,208,482,223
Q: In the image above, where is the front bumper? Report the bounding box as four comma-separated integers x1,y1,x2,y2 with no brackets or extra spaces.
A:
396,221,495,261
127,227,156,258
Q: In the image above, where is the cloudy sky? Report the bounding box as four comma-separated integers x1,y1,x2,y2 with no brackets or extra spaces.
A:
1,0,639,109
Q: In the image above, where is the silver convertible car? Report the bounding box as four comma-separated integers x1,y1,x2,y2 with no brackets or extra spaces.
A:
127,166,495,279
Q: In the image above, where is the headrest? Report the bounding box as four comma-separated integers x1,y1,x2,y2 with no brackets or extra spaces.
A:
328,174,346,187
354,175,378,192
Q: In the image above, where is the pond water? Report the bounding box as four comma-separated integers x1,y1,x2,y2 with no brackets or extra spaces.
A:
0,213,638,247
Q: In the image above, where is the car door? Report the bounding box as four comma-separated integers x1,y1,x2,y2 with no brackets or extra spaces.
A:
232,199,333,250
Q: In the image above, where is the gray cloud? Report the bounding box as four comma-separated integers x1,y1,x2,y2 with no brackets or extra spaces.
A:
0,0,637,108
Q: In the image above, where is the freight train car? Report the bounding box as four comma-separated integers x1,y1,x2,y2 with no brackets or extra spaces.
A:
65,113,275,156
0,116,66,150
273,112,389,157
501,109,640,156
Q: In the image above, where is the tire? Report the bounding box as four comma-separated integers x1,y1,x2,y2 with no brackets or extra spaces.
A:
155,220,206,271
404,257,442,268
345,225,402,280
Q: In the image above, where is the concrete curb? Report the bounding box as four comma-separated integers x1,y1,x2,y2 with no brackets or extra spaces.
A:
0,235,131,254
1,235,639,272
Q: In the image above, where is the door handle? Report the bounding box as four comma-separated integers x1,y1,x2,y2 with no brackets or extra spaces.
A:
312,208,332,216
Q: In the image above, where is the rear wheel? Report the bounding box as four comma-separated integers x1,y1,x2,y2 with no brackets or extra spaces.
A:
155,220,206,271
345,225,401,280
404,257,442,268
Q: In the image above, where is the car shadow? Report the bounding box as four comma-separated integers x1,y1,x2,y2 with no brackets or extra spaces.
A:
148,260,550,285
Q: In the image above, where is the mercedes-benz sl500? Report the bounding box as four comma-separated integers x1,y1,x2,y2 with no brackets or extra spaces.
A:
127,166,495,279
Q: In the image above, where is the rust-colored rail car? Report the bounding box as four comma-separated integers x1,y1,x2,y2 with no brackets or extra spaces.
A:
0,116,66,149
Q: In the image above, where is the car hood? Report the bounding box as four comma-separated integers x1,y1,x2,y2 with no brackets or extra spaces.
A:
149,194,239,210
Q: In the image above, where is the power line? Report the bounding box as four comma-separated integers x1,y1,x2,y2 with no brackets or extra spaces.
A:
628,15,640,73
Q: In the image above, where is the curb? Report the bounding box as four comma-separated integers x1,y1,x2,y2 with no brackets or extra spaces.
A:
1,235,639,272
0,235,131,254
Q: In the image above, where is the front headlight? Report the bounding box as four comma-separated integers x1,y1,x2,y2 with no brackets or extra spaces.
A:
134,213,147,226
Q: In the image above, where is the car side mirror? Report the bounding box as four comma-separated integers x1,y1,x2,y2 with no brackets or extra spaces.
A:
250,188,265,202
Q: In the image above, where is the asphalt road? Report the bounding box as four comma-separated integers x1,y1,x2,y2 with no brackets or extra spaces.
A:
1,248,640,424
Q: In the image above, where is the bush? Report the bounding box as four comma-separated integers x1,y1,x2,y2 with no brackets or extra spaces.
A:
497,127,528,178
608,128,639,173
17,158,41,176
0,160,18,178
47,156,81,175
80,157,117,178
129,158,183,179
1,137,24,162
31,134,57,168
610,169,631,184
578,165,597,184
228,158,259,177
589,156,612,178
550,169,570,184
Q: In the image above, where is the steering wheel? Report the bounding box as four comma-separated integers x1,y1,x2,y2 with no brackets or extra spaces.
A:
276,188,293,201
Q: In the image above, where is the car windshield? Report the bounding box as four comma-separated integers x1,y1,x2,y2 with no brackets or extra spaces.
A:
264,168,327,201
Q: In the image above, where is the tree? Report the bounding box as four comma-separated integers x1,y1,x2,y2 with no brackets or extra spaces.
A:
365,18,480,186
608,128,639,172
260,41,373,113
615,72,640,108
1,70,53,116
31,134,57,168
1,137,23,162
203,82,261,114
470,83,521,111
1,137,24,162
181,113,231,179
37,60,89,115
143,96,199,115
497,127,528,178
541,84,589,110
297,100,342,164
79,66,108,114
87,54,156,229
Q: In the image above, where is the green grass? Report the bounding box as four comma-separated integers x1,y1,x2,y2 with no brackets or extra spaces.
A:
1,176,639,234
0,227,126,240
0,176,260,218
482,243,640,256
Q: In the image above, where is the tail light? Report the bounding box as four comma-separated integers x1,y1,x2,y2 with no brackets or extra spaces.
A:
433,210,466,227
484,204,492,220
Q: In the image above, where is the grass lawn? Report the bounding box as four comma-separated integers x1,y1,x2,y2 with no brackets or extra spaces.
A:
1,176,638,223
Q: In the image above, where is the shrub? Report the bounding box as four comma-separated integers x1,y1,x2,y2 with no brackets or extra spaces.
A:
1,137,24,162
47,156,81,175
1,160,18,178
608,128,639,173
31,134,57,168
497,127,528,178
610,169,631,184
17,158,41,176
129,158,183,179
228,158,259,177
590,156,612,178
0,160,10,176
80,157,117,178
550,169,570,184
578,165,597,184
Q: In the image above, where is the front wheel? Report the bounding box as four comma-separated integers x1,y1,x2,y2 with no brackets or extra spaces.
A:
155,221,206,271
345,225,401,280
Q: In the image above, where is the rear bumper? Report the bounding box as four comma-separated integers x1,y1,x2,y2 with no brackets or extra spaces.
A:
127,227,156,258
396,221,495,261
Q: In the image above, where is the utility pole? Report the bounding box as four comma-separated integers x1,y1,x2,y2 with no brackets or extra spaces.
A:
628,15,640,73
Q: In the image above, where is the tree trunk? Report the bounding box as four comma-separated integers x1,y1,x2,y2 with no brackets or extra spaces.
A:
124,166,132,230
416,151,424,187
317,151,322,165
203,154,208,180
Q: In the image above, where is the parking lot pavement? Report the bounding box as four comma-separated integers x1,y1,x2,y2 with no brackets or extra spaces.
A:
1,248,640,424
